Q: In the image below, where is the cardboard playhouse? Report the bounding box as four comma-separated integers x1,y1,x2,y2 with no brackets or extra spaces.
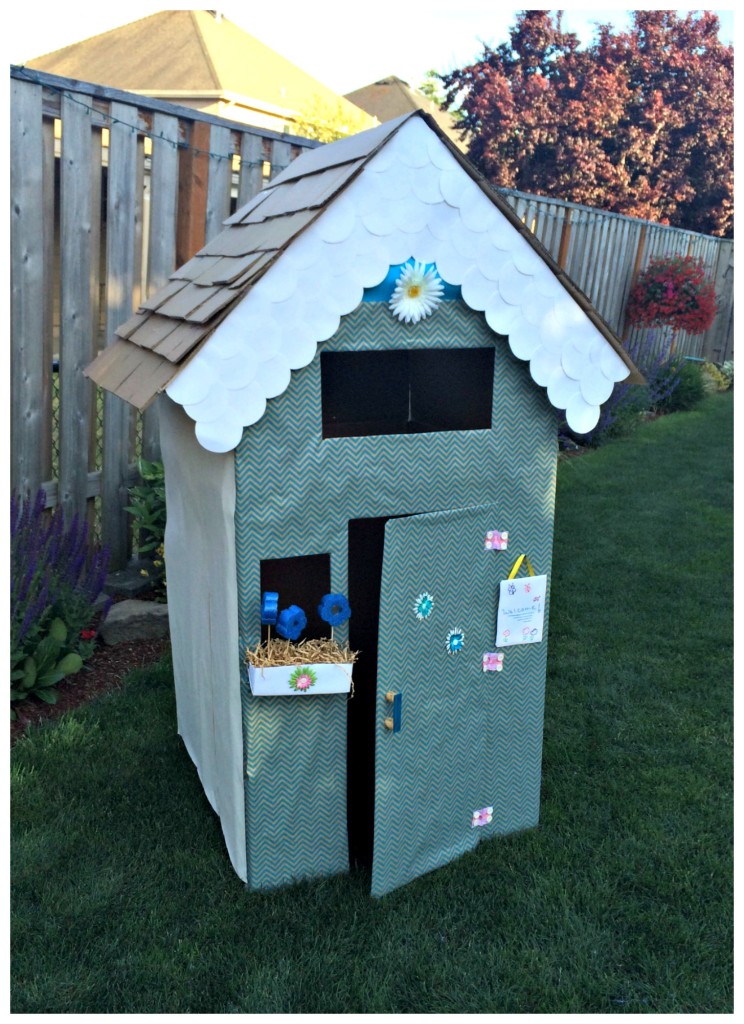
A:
87,111,641,898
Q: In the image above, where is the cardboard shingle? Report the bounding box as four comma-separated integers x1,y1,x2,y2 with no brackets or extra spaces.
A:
86,110,642,419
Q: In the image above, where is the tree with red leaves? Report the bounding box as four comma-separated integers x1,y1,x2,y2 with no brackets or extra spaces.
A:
440,10,733,237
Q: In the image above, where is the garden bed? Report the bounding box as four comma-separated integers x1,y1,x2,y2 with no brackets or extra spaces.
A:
10,633,170,747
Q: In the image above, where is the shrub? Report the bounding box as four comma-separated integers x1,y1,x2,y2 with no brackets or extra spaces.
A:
626,255,718,335
125,458,167,600
656,360,705,414
700,361,730,393
720,361,734,388
11,490,111,716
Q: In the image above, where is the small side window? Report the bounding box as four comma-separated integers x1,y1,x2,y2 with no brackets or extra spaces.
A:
260,554,331,640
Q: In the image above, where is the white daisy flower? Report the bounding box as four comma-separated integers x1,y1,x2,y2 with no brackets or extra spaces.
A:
389,262,445,324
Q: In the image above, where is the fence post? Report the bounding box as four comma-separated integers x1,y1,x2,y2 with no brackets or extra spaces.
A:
706,239,733,363
142,112,180,463
557,209,572,269
176,120,210,266
58,93,94,523
238,133,265,207
622,225,647,340
205,125,233,242
10,78,46,499
102,103,138,569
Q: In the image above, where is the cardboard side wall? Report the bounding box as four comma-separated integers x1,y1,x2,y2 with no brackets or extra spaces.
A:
159,396,247,881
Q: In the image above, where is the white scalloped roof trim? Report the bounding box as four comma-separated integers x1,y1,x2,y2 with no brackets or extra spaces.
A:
166,116,630,453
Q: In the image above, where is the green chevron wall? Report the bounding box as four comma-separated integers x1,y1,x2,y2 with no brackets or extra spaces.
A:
235,299,558,893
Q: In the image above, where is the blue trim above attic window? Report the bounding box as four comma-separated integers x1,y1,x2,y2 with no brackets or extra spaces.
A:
362,259,462,302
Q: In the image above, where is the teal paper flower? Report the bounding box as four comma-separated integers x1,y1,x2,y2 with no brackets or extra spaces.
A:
446,629,465,654
414,592,434,620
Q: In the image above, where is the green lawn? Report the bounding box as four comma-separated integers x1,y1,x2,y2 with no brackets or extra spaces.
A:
11,393,733,1013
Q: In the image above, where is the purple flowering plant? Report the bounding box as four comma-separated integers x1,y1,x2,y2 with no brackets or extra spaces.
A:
11,489,111,716
560,331,689,449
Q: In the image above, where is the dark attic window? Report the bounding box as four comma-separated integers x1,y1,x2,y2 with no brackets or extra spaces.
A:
260,554,331,641
320,348,495,438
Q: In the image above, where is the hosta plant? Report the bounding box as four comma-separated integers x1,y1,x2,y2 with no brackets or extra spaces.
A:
10,490,110,717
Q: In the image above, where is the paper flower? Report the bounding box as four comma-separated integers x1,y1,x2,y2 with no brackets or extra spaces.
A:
289,666,317,692
318,593,351,627
485,530,508,551
261,591,279,625
414,592,434,620
446,629,465,654
471,806,494,828
389,261,444,324
482,652,504,672
276,605,307,641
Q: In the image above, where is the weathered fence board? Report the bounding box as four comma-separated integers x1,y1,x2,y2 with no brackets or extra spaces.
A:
238,133,265,207
58,93,94,520
102,104,139,566
205,125,233,243
10,64,734,568
142,112,180,461
41,117,56,483
10,77,46,498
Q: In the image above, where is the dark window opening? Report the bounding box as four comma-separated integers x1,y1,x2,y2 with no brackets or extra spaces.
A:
259,553,331,642
321,348,495,439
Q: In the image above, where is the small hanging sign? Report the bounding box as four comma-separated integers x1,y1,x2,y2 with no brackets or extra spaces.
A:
496,555,547,647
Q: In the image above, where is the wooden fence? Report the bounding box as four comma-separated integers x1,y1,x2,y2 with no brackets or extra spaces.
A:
498,189,734,366
11,65,734,569
11,65,321,568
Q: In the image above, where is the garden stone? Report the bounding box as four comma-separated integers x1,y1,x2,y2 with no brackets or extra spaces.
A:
99,599,170,646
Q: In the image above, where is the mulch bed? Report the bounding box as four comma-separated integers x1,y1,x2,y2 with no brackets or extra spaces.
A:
11,591,171,748
10,635,170,748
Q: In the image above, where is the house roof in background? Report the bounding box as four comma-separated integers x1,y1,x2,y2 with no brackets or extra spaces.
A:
26,10,375,127
345,76,467,152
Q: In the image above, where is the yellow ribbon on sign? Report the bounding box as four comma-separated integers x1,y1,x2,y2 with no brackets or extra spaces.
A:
507,554,536,579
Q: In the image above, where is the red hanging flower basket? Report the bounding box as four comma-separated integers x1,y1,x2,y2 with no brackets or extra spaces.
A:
626,256,717,335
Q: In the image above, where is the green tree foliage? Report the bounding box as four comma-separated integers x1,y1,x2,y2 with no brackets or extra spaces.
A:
292,95,375,143
439,10,733,236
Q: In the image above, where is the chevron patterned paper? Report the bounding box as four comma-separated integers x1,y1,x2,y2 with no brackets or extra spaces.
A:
235,299,557,893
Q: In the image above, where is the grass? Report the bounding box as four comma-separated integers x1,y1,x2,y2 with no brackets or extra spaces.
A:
11,393,733,1013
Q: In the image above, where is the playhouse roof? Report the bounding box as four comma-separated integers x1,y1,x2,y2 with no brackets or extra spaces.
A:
86,110,642,453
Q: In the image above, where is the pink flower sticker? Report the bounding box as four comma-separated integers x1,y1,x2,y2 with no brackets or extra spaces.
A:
482,652,504,672
471,806,494,828
485,530,508,551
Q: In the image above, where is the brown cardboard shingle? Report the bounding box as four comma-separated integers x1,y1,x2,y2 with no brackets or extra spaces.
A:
84,109,642,411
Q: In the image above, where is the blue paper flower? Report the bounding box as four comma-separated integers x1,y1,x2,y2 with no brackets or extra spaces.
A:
445,629,465,654
318,593,351,628
276,605,307,641
261,591,279,625
414,592,434,620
